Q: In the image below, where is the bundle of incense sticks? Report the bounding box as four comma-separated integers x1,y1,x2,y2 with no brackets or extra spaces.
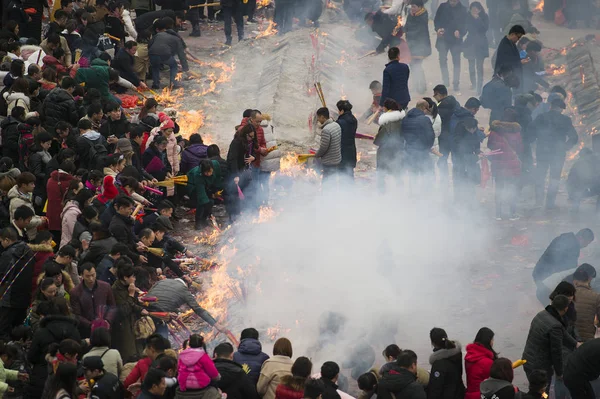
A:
314,82,326,108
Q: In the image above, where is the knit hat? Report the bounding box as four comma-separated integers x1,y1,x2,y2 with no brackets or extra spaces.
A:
101,175,119,201
160,118,175,131
116,138,132,153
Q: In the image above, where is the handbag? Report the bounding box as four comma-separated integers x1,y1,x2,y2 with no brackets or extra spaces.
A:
134,315,156,339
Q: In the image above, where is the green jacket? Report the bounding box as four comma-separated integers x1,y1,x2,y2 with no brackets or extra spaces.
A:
187,160,222,206
0,358,19,397
75,59,111,100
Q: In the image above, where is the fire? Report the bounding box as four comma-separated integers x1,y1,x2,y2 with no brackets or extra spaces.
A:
155,87,185,105
257,0,271,8
177,110,206,140
547,64,566,76
340,85,347,100
357,151,362,163
534,0,544,12
568,141,586,161
392,16,403,36
336,50,349,66
277,152,319,180
253,206,278,224
194,228,222,246
326,0,339,9
256,20,278,38
175,72,183,82
266,322,291,341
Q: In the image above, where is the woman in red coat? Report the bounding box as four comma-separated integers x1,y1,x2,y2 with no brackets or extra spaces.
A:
46,162,76,243
488,113,524,221
465,327,497,399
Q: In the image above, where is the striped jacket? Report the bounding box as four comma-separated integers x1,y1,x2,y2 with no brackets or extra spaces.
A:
315,119,342,166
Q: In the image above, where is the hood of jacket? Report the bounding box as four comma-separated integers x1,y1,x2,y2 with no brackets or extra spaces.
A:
280,375,306,392
379,366,417,394
61,200,81,219
479,378,513,397
82,130,102,141
7,185,29,202
238,337,263,355
214,358,245,387
379,110,406,125
50,169,74,182
183,144,208,159
39,314,78,331
47,87,74,104
453,106,473,120
0,116,20,129
28,243,54,253
179,348,207,366
4,91,30,106
465,343,494,363
439,95,459,111
429,341,462,364
491,121,521,134
91,59,109,68
405,108,426,119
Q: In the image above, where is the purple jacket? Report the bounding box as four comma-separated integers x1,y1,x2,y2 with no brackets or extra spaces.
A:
233,338,270,384
180,144,208,173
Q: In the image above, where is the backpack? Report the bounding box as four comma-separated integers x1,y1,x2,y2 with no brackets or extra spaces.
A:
18,127,34,171
85,137,108,169
0,86,10,117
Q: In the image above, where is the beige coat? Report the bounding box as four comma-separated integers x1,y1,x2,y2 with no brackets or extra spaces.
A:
257,355,293,399
83,346,123,377
134,43,149,81
575,283,600,341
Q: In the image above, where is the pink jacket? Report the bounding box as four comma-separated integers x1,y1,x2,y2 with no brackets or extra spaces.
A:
60,200,81,248
177,348,219,391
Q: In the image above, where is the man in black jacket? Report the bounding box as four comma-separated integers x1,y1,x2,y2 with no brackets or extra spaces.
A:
530,97,579,209
533,228,594,304
0,227,34,338
135,9,183,35
494,25,525,81
378,350,426,399
365,11,402,54
380,47,411,110
108,195,145,264
320,361,342,399
564,339,600,399
84,357,123,399
40,77,80,136
99,101,129,139
434,0,467,91
222,0,244,46
214,342,260,399
480,65,514,124
402,100,435,177
522,295,579,385
1,107,25,167
434,84,459,184
336,100,358,179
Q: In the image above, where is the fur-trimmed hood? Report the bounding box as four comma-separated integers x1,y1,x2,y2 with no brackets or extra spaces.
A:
280,374,307,392
28,243,54,253
37,270,75,293
490,121,521,133
379,110,406,126
429,341,462,365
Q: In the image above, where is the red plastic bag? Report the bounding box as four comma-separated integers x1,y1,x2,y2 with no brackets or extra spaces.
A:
237,185,245,200
116,94,139,109
555,0,566,25
480,158,491,188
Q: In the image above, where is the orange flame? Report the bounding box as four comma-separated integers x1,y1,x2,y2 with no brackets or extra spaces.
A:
257,0,271,8
392,16,403,36
546,64,566,76
257,20,278,38
177,110,207,140
252,206,278,224
326,0,339,9
534,0,544,12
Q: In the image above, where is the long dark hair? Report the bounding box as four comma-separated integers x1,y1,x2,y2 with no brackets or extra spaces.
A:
469,1,487,17
473,327,498,359
42,362,78,399
139,98,158,120
430,327,456,350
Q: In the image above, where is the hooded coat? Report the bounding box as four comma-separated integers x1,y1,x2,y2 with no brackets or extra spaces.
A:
75,59,113,100
337,112,358,170
437,96,459,140
76,130,109,170
214,358,259,399
479,378,516,399
402,108,435,155
464,343,495,399
375,109,405,171
180,144,208,174
487,121,523,177
404,8,431,58
4,92,36,119
60,200,81,249
178,348,219,391
378,364,426,399
427,342,465,399
257,355,293,399
480,76,513,124
1,117,21,165
7,185,43,241
233,338,270,384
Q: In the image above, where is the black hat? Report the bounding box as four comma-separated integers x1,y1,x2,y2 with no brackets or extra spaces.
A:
83,356,104,371
154,215,173,231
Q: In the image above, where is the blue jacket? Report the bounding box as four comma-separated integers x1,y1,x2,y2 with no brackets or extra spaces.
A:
380,60,411,108
233,338,270,385
401,108,435,154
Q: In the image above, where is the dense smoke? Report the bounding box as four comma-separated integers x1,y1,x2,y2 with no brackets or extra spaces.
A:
224,179,492,375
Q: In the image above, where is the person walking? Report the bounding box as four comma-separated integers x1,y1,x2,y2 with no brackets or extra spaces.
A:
530,97,579,209
336,100,358,180
463,2,489,94
380,47,410,110
404,0,431,95
222,0,244,45
434,0,467,91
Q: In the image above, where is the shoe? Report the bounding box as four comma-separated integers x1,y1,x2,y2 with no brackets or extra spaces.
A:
238,36,245,42
225,39,232,46
469,83,475,90
495,216,503,221
247,18,257,24
509,214,520,221
190,29,201,37
178,26,188,31
208,18,217,24
170,83,182,90
453,85,460,92
151,84,160,90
